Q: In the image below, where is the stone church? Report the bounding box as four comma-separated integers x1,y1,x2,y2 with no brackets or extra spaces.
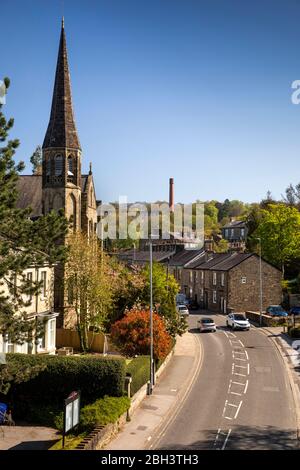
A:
16,19,98,327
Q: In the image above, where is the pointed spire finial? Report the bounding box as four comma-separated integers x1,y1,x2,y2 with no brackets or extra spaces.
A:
43,19,81,150
62,16,64,28
89,162,92,174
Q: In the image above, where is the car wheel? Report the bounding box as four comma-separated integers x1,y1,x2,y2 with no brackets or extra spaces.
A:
226,321,229,327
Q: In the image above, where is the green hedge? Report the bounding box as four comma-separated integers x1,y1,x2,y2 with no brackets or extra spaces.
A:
6,354,126,408
288,327,300,338
80,396,130,431
126,356,150,396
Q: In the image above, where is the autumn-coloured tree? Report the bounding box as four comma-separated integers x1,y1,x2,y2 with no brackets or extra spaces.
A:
110,308,172,360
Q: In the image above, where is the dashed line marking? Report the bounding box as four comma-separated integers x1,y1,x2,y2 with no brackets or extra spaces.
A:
232,380,246,386
234,401,243,419
222,429,232,450
244,380,249,394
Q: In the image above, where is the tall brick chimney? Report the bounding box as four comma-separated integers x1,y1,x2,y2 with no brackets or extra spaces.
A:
169,177,174,213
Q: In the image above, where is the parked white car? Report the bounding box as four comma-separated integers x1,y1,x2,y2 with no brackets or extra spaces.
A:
226,313,250,331
176,304,189,317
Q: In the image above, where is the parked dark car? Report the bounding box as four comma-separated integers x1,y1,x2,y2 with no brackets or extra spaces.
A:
290,306,300,315
266,305,288,317
188,300,199,310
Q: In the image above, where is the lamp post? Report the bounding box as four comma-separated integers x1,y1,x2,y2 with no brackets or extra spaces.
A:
255,237,263,327
147,238,154,395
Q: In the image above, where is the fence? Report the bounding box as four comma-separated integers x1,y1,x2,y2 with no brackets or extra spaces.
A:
56,329,105,353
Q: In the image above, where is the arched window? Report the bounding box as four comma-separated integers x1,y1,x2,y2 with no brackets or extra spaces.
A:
55,154,63,176
69,194,77,230
46,159,51,176
68,155,74,176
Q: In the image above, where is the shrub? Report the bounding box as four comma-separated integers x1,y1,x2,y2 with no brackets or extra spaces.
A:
111,308,172,360
80,396,130,431
5,354,126,408
288,327,300,338
126,356,150,396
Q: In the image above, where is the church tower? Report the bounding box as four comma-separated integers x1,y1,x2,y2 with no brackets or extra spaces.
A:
42,18,81,231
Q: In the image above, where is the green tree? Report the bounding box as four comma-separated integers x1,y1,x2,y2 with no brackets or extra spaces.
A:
30,145,42,174
252,204,300,277
65,232,114,352
0,79,68,345
141,262,187,337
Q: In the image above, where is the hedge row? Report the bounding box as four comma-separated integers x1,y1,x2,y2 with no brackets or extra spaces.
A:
288,327,300,338
6,354,126,407
126,356,150,396
80,396,131,431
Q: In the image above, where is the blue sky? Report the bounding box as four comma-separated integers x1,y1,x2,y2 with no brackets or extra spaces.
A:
2,0,300,203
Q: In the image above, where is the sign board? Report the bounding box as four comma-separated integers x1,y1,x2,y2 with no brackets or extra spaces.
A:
241,277,247,284
63,391,80,445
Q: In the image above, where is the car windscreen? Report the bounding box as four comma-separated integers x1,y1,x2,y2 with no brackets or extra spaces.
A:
202,319,214,323
178,307,186,310
233,314,246,320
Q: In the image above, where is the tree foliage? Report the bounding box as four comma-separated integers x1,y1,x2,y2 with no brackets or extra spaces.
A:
65,232,114,352
111,308,172,360
252,204,300,277
0,79,68,343
30,145,42,174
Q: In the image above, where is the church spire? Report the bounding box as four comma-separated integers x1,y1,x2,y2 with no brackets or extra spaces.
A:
43,19,81,150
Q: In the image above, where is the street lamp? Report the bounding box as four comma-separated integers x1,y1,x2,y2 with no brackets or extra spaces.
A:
255,237,263,327
147,238,154,395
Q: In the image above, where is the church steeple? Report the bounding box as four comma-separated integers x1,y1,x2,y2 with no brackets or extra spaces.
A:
43,18,81,150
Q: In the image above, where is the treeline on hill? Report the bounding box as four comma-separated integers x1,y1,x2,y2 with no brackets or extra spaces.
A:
106,187,300,285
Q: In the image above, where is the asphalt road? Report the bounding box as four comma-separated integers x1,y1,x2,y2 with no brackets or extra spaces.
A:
155,312,298,450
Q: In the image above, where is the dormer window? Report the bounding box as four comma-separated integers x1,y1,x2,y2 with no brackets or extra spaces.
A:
55,154,63,176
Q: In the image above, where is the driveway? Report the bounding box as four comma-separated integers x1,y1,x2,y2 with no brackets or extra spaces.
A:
0,425,60,450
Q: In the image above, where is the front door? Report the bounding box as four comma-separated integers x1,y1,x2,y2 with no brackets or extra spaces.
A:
204,291,208,310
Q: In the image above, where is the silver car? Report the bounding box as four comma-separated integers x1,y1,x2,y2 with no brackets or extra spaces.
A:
198,317,216,333
226,313,250,331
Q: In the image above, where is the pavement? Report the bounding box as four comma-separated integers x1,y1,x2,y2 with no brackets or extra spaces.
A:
0,425,60,450
107,312,300,451
106,330,202,450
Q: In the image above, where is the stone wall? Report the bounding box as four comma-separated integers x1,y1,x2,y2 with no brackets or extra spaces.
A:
228,256,282,312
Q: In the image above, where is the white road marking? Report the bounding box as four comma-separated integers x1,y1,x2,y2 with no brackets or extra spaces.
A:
239,340,245,347
222,429,232,450
229,391,242,396
227,402,239,408
232,380,246,386
244,380,249,394
234,364,247,369
234,401,243,419
233,372,247,377
234,357,247,362
247,363,250,375
244,350,249,360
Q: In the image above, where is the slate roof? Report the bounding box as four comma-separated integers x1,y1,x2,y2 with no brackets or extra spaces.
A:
168,248,204,267
118,249,175,263
16,175,43,217
222,220,247,229
194,252,254,271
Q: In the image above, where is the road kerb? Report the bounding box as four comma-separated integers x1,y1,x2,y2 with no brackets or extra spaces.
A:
259,327,300,442
148,332,203,450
